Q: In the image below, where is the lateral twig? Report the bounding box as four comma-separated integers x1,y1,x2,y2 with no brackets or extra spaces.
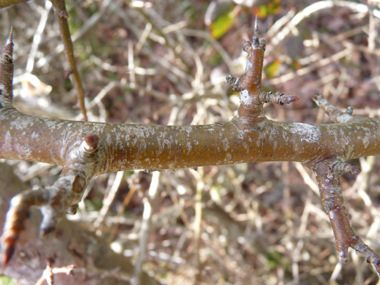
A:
312,160,380,275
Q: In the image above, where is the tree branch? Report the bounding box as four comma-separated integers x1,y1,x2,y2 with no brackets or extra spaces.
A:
312,159,380,274
1,17,380,274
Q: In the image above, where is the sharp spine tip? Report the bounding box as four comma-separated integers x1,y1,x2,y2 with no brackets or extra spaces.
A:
6,27,13,45
254,15,258,36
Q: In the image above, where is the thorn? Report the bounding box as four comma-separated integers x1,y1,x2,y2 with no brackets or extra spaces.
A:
252,15,259,48
254,15,258,37
6,27,13,46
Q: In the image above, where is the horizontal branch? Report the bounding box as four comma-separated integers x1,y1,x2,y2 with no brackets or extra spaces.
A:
1,107,380,174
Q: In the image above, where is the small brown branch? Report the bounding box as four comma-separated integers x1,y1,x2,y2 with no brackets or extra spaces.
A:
226,19,298,125
0,162,160,285
50,0,87,120
312,159,380,274
1,134,99,265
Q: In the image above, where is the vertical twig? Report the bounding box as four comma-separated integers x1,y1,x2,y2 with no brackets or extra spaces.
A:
50,0,87,120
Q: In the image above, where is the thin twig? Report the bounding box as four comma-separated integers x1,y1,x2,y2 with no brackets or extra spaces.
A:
50,0,87,120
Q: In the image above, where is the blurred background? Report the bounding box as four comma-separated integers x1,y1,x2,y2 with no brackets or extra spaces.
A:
1,0,380,284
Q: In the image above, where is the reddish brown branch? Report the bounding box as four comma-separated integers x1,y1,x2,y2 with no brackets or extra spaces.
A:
226,18,298,126
313,160,380,274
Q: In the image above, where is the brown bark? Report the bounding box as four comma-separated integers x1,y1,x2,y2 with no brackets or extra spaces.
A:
1,107,380,171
